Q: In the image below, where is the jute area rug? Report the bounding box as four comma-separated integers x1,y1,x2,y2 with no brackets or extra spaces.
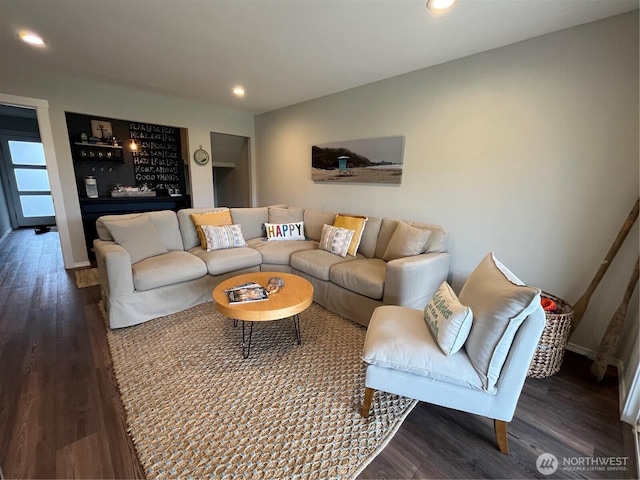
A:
105,301,416,479
75,267,99,288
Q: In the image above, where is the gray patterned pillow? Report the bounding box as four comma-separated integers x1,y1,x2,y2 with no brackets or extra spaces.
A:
201,224,247,251
318,224,355,257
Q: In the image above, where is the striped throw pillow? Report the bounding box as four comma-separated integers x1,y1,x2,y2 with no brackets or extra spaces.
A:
318,224,355,258
201,224,247,251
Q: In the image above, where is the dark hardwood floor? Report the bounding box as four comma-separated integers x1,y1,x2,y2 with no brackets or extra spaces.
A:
0,228,636,479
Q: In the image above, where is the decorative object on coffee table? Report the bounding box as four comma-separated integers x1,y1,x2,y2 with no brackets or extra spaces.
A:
527,292,573,379
266,276,284,295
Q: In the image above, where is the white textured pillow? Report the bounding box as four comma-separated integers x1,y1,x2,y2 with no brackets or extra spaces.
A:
424,282,473,356
265,221,305,241
460,252,541,392
201,224,247,251
318,224,355,258
103,215,167,264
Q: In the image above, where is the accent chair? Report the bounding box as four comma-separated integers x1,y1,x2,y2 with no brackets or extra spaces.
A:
361,252,546,454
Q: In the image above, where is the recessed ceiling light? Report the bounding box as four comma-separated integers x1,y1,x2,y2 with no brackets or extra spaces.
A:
232,87,245,97
426,0,457,12
19,32,45,46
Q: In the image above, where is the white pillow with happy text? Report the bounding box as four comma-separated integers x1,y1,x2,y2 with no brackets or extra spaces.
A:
264,221,305,241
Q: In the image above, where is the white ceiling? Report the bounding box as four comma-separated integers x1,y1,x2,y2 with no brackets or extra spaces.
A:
2,0,637,114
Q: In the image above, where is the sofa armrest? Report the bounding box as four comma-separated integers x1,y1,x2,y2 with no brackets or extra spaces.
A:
93,239,134,297
383,252,450,309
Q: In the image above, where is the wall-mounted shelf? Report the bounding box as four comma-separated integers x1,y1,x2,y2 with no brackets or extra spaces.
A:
73,143,124,162
74,142,123,149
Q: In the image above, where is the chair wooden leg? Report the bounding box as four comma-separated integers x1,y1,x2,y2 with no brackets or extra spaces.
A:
494,419,509,454
361,387,375,417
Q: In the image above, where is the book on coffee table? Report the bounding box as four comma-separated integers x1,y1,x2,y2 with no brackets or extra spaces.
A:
224,282,270,304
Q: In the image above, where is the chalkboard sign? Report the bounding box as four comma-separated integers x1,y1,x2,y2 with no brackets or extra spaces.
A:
129,122,183,193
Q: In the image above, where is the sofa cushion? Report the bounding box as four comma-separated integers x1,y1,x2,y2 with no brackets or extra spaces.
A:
319,224,355,258
268,206,304,223
132,251,207,291
303,209,338,241
290,248,356,281
375,218,447,259
189,246,262,276
383,221,432,261
460,252,541,392
190,209,232,248
265,221,305,241
97,210,184,251
230,207,269,240
102,215,168,264
333,214,367,256
252,238,317,265
358,216,382,259
330,258,386,300
424,282,473,356
362,306,485,391
177,207,231,250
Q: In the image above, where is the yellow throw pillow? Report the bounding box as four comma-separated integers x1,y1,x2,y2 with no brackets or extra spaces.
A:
333,213,368,256
190,209,233,248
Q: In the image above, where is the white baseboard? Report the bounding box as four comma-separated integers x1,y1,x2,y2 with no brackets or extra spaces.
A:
566,342,597,359
566,343,624,368
0,230,10,244
73,261,91,269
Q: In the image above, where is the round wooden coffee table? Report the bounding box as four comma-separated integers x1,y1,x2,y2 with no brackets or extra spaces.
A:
213,272,314,358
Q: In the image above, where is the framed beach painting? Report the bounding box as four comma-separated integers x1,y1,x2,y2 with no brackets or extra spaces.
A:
311,136,405,184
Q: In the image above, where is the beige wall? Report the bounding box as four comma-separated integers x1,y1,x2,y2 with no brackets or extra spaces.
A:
254,12,639,354
1,65,255,267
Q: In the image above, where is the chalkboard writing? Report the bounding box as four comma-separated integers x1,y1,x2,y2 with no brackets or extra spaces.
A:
129,122,182,193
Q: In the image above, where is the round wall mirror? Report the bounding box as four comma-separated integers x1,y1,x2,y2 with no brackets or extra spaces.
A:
193,146,210,165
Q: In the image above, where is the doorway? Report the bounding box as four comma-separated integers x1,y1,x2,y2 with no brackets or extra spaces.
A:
0,133,55,227
0,94,74,268
211,132,251,207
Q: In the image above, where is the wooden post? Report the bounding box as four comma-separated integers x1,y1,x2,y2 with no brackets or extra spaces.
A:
591,258,639,381
571,198,639,334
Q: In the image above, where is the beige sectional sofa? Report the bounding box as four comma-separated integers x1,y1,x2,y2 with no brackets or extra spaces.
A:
94,205,450,329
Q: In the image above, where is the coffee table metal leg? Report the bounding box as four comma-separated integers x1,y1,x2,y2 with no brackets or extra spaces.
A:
242,321,253,358
293,314,301,345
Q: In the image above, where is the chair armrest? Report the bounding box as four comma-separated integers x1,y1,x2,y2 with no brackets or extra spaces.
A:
93,239,134,297
383,252,450,308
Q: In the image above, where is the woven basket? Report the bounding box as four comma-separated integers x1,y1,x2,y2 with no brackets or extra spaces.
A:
527,292,573,379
